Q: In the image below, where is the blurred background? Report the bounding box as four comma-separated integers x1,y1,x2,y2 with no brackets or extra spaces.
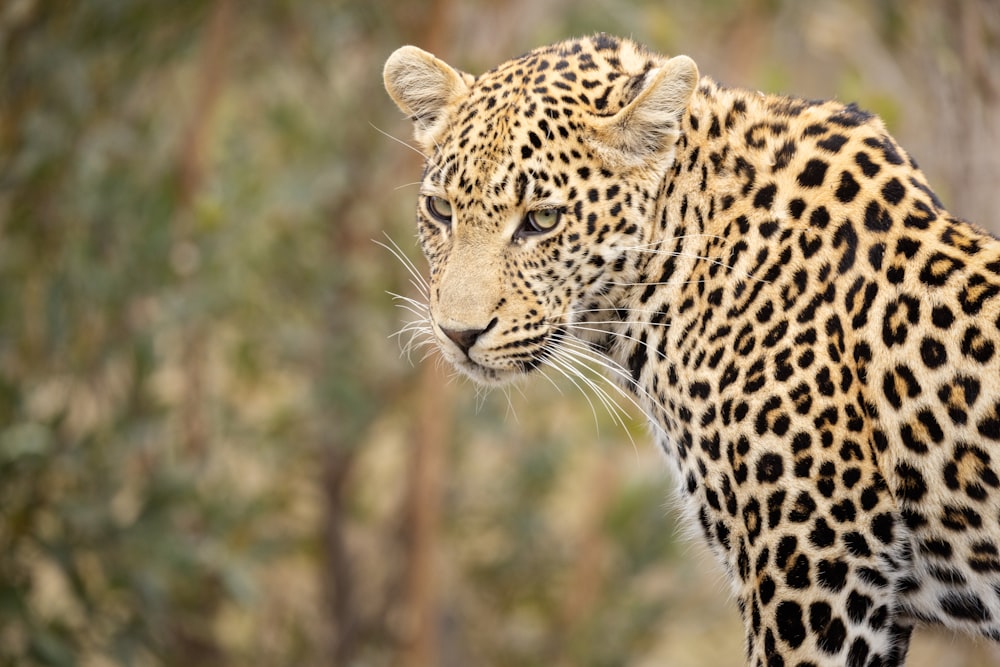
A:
2,1,999,666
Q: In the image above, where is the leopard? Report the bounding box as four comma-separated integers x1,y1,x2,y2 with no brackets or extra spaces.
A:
383,33,1000,666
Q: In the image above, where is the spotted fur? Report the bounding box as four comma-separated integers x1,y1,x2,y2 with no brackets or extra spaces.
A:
384,34,1000,666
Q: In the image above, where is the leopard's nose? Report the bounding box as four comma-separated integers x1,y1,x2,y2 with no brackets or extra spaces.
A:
440,317,497,356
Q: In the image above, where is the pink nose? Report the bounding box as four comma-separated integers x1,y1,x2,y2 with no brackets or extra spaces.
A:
440,317,497,355
440,326,485,355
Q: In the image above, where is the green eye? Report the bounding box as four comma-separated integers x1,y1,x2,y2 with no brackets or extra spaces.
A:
523,208,562,234
426,196,453,224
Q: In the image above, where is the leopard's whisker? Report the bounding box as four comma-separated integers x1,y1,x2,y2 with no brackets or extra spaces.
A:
626,233,729,246
563,318,673,329
545,346,644,450
546,351,636,438
376,235,430,293
550,335,668,438
389,298,431,320
369,122,430,161
555,342,642,402
474,383,492,414
393,181,425,191
562,323,667,359
622,247,771,284
538,351,608,434
408,279,430,298
605,278,714,287
534,365,567,398
389,322,435,363
500,384,521,424
389,319,432,339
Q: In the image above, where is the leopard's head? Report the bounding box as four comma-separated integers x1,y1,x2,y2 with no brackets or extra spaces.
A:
384,35,698,384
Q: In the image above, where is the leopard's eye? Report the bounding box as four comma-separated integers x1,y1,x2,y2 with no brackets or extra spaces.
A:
426,196,454,224
520,208,562,236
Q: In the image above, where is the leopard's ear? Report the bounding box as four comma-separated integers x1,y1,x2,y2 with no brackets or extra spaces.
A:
384,45,472,151
590,55,699,170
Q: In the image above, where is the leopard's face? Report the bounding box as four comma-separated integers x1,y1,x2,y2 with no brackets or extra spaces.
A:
414,152,613,384
390,39,699,384
414,108,653,385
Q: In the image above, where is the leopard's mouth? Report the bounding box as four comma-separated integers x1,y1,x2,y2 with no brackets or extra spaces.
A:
436,328,556,386
448,355,524,386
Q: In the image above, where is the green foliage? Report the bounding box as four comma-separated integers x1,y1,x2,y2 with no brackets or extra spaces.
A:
1,2,369,664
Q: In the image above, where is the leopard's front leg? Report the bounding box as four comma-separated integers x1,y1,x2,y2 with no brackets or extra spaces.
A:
688,462,916,666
